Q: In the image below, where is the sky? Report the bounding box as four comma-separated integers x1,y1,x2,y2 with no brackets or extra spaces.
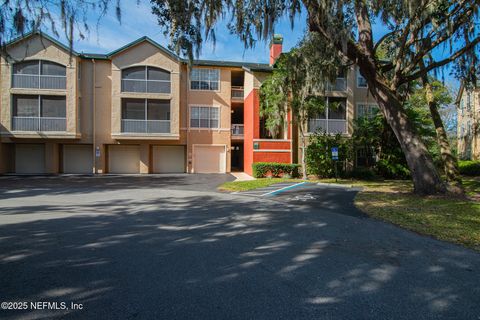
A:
51,0,459,90
63,0,307,64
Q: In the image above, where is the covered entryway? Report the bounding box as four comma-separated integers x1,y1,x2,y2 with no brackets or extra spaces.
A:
15,144,45,174
108,145,140,174
63,145,93,174
152,146,185,173
193,145,226,173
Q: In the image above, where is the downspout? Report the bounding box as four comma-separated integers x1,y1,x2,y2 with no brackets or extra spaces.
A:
92,59,96,174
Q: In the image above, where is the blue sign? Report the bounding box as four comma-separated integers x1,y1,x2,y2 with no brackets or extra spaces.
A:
331,147,339,160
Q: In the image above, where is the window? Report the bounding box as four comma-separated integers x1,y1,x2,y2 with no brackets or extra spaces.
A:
13,95,66,118
308,97,347,134
12,60,66,89
356,68,368,88
190,68,220,91
190,106,219,128
122,99,170,120
121,66,171,93
357,103,379,119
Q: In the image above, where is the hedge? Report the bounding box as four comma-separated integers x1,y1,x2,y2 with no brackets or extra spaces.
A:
252,162,300,178
458,160,480,176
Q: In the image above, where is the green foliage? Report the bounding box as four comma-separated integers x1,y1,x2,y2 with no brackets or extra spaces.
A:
347,167,380,181
458,161,480,176
305,132,353,178
252,162,300,178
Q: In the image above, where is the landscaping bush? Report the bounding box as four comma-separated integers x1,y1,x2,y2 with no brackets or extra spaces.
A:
458,160,480,176
252,162,300,178
305,132,353,178
376,158,411,179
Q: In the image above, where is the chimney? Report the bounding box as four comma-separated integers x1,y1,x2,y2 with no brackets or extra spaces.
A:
269,34,283,65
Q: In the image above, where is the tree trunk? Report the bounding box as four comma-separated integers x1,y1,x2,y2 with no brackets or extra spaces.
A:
423,82,464,194
367,80,447,195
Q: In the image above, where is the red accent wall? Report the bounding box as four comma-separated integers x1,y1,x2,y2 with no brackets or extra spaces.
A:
254,152,291,163
244,89,260,175
255,141,291,150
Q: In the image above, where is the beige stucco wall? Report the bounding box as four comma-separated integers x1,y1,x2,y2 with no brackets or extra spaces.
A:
110,41,181,138
0,35,79,138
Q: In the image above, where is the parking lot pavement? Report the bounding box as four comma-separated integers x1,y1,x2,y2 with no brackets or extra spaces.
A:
0,176,479,319
235,181,308,197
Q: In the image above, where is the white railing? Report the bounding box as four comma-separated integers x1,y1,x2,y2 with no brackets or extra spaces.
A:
121,79,171,94
308,119,347,134
12,116,66,131
231,86,244,100
12,74,66,90
121,119,170,133
231,124,244,135
325,78,347,92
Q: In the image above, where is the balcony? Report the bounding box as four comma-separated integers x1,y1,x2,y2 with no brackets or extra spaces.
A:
121,79,171,94
231,86,244,100
232,124,244,134
308,119,347,134
325,78,347,92
12,74,66,90
121,119,170,134
12,116,66,131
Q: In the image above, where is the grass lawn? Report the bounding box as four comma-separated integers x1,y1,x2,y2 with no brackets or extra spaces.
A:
355,177,480,251
218,178,298,192
220,176,480,250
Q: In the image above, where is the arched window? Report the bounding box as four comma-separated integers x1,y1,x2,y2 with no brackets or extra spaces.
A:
121,66,170,94
12,60,66,89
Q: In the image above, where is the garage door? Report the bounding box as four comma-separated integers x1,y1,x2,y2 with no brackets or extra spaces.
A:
15,144,45,174
152,146,185,173
63,145,93,174
193,145,226,173
108,145,140,174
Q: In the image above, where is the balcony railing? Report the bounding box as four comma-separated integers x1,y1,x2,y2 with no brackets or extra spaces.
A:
308,119,347,134
12,116,67,131
12,74,66,90
121,79,171,94
231,86,244,100
325,78,347,92
121,119,170,133
231,124,244,136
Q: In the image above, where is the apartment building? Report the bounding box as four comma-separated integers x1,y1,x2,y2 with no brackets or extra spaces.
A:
457,82,479,160
0,32,377,175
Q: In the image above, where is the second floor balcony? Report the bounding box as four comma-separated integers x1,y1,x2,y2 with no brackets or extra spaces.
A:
325,78,347,92
231,124,244,137
12,74,66,90
121,119,170,134
231,86,244,100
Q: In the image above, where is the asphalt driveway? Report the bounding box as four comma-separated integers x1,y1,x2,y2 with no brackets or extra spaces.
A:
0,175,479,319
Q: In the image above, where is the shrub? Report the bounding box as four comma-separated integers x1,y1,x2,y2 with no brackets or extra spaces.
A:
376,158,411,179
252,162,300,178
458,160,480,176
305,131,353,178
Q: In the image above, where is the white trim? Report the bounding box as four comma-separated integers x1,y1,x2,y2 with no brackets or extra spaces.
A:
191,143,227,173
189,68,221,92
253,149,291,153
188,104,221,129
253,139,291,142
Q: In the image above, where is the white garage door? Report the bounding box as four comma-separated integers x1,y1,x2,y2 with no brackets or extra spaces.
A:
63,145,93,174
15,144,45,174
108,145,140,174
193,145,226,173
152,146,185,173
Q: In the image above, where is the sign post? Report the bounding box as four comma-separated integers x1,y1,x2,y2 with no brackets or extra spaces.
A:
331,147,339,182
